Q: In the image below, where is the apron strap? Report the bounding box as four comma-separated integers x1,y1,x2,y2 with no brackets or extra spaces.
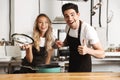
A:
67,20,82,44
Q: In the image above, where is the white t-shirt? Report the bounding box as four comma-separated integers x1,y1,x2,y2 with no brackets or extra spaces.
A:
39,33,56,47
39,37,45,47
65,21,99,47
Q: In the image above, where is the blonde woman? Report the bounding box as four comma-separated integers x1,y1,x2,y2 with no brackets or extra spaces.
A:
14,14,55,73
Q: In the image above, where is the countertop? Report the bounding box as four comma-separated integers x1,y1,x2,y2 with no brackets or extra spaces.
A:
0,52,120,73
0,72,120,80
92,52,120,64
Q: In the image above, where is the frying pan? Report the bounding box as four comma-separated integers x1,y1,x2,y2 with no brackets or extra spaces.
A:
36,64,61,73
11,33,34,45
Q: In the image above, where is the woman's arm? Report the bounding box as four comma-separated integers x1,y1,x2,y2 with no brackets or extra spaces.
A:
22,44,33,63
45,48,54,64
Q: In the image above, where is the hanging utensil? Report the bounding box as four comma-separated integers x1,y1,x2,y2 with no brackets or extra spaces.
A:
99,0,102,27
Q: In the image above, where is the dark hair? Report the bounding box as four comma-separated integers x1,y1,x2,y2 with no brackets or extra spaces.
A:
62,3,79,15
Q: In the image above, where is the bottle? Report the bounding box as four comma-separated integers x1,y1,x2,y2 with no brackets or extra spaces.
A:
116,44,120,52
109,44,115,52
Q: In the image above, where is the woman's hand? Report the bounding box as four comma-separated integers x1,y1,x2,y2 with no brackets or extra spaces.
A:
21,44,33,63
20,44,32,50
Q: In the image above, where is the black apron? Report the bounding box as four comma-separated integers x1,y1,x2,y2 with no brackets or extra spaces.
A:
22,46,47,67
67,21,91,72
14,46,47,73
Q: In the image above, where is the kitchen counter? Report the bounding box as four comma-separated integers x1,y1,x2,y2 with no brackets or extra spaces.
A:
0,52,120,73
51,52,120,72
92,52,120,72
91,52,120,64
0,59,21,74
0,72,120,80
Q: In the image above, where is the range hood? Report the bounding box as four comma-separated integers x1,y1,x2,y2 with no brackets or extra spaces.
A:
53,16,66,24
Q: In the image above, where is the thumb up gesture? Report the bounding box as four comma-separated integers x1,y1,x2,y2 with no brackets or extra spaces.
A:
77,39,88,55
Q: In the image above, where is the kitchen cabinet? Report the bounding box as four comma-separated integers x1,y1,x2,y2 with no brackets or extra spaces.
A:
92,52,120,72
0,62,9,74
0,60,21,74
0,46,22,74
1,52,120,74
52,52,120,72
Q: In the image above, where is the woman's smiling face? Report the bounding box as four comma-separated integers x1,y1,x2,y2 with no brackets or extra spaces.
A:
38,16,49,33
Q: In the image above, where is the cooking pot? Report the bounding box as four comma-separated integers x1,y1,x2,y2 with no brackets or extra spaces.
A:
36,64,61,73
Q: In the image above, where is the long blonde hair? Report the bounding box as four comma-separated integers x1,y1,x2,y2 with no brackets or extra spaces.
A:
33,14,54,52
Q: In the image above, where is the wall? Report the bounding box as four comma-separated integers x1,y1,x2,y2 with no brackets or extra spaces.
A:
0,0,39,41
107,0,120,47
92,0,107,49
0,0,9,40
0,0,120,73
40,0,90,23
40,0,108,49
39,0,120,49
12,0,39,35
0,0,120,49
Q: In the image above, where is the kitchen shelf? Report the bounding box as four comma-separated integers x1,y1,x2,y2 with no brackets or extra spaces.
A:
105,52,120,56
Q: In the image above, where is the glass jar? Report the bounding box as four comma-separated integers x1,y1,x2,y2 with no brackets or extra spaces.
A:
116,44,120,52
109,44,116,52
